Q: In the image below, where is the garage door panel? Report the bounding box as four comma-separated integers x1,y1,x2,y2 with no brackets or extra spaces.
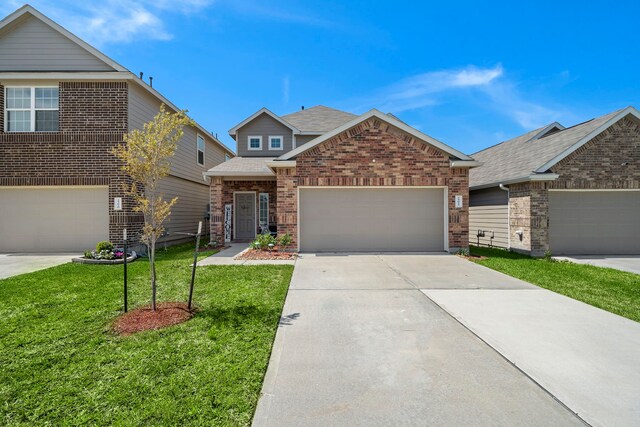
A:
549,191,640,255
0,187,109,253
299,188,445,252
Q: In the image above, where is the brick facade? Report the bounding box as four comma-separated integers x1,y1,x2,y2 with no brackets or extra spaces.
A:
508,116,640,256
0,81,143,246
210,178,277,243
283,118,468,250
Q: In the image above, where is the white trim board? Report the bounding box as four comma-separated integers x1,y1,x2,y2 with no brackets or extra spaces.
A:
228,107,299,136
278,109,473,161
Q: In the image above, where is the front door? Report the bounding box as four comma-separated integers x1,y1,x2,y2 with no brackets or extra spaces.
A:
235,193,256,240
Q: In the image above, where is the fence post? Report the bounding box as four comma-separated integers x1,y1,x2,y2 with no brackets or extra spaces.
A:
188,221,202,310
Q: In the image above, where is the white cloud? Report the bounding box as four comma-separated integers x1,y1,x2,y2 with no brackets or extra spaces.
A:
351,64,565,130
2,0,215,45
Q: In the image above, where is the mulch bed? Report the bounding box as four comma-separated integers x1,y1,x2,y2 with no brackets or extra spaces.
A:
113,302,194,336
459,254,488,260
236,249,297,260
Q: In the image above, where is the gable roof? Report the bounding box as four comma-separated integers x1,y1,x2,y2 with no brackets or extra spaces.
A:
0,5,126,72
470,106,640,189
278,109,473,161
0,5,234,156
228,107,299,137
281,105,357,133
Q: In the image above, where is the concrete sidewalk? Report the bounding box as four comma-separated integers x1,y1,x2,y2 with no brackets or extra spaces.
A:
425,288,640,427
198,243,296,266
253,253,583,426
0,253,77,279
554,255,640,275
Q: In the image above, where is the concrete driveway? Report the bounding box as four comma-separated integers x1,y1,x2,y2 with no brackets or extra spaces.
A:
0,253,76,280
253,253,585,426
554,255,640,275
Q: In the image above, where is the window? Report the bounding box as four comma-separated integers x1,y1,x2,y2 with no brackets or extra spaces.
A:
269,135,283,150
225,153,231,162
5,87,59,132
248,135,262,150
196,135,205,165
259,193,269,230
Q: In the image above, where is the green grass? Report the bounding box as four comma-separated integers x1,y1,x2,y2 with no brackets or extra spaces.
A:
0,244,293,426
470,246,640,322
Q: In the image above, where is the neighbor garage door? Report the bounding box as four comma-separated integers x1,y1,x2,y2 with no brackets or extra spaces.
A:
549,190,640,255
0,186,109,253
299,188,445,252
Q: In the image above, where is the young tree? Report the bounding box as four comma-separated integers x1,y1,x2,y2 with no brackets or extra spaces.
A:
113,104,194,310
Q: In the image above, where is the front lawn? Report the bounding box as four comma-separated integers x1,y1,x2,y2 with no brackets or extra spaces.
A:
0,244,293,426
470,246,640,322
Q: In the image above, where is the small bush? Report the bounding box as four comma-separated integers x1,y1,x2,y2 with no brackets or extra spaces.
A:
278,233,292,252
256,233,277,251
96,241,114,252
457,248,470,257
544,249,555,262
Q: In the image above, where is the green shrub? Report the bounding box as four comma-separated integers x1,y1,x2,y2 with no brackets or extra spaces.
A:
256,233,277,251
96,241,114,252
456,247,470,257
278,233,292,252
83,251,93,259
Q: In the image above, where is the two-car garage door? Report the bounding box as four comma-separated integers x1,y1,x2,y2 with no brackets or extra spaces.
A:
0,187,109,253
549,190,640,255
299,188,445,252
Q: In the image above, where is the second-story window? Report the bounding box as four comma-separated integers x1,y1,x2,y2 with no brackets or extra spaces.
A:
5,87,59,132
269,136,283,150
248,135,262,150
197,135,205,165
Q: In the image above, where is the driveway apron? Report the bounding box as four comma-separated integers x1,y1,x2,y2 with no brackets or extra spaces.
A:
253,253,584,426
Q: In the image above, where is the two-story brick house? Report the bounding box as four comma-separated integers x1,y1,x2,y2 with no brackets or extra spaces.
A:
205,106,479,252
0,5,234,252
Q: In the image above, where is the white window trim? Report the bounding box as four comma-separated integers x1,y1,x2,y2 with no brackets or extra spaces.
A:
292,134,297,150
259,192,269,230
196,134,205,166
268,135,284,151
247,135,262,151
4,85,59,133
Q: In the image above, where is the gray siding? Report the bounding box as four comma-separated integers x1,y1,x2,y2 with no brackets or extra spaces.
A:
128,84,231,184
236,113,294,157
0,15,114,72
294,134,320,148
157,176,211,244
469,187,509,248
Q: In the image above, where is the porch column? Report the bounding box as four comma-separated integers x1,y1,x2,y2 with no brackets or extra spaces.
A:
210,176,224,244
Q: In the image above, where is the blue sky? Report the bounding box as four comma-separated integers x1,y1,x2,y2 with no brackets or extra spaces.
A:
3,0,639,154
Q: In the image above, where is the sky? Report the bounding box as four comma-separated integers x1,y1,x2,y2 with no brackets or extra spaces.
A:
2,0,639,154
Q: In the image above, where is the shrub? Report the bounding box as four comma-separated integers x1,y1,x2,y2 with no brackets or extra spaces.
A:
96,241,114,252
278,233,292,252
544,249,555,262
256,233,277,251
456,248,470,257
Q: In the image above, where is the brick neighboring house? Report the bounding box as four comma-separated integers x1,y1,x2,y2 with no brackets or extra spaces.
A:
205,106,479,252
469,107,640,256
0,5,234,252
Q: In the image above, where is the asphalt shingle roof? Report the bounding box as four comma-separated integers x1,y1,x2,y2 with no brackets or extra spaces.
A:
282,105,356,133
206,157,276,176
470,108,625,188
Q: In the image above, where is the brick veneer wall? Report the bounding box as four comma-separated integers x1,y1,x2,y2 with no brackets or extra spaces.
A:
509,116,640,256
0,81,143,246
278,117,470,250
209,178,277,243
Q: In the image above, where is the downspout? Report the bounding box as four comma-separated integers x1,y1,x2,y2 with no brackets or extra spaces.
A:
499,184,510,249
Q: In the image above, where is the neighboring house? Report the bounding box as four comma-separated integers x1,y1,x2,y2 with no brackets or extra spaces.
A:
0,5,234,253
205,106,478,252
469,106,640,256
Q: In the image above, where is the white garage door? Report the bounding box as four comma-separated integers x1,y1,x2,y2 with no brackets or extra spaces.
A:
0,186,109,253
299,188,446,252
549,190,640,255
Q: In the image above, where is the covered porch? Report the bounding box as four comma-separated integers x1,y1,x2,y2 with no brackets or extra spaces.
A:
205,157,279,245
